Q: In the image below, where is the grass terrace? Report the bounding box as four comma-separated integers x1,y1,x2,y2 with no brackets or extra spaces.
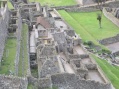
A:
7,1,14,9
27,84,34,89
92,55,119,89
58,10,119,42
29,0,77,6
68,11,119,40
0,38,17,75
18,24,29,77
31,68,38,78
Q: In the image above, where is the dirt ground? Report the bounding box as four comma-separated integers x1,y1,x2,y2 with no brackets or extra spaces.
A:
106,42,119,53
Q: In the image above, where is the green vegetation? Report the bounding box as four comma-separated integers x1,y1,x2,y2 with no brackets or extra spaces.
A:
18,24,29,77
27,84,34,89
29,0,77,6
31,68,38,78
58,10,98,44
58,10,119,42
68,11,119,40
0,38,17,75
92,55,119,89
59,10,119,88
7,1,14,9
27,84,58,89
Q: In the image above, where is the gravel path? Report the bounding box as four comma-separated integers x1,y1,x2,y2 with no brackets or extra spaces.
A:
107,42,119,53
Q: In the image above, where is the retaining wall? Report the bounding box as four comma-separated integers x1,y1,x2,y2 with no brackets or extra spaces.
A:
103,8,119,28
99,34,119,45
66,6,99,12
51,4,80,10
51,73,112,89
0,5,9,63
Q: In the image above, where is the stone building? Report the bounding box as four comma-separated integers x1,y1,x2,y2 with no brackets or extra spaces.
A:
0,1,115,89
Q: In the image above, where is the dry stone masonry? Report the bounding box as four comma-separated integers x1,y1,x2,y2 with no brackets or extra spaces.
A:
0,0,117,89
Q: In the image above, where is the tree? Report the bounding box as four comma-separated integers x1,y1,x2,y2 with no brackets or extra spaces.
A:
97,14,102,28
96,0,106,28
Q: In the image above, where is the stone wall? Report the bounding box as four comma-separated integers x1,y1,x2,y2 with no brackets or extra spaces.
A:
104,1,119,8
77,68,88,78
76,79,111,89
40,59,60,78
68,54,89,60
85,63,97,70
14,9,23,75
0,5,9,63
51,73,112,89
103,8,119,28
38,78,52,89
0,75,28,89
99,34,119,45
27,76,38,86
65,1,119,12
51,4,80,10
28,76,52,89
66,6,99,12
113,51,119,56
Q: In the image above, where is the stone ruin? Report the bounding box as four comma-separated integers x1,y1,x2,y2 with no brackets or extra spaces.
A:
0,75,27,89
40,58,60,78
28,73,111,89
51,73,111,89
27,4,112,88
0,0,116,89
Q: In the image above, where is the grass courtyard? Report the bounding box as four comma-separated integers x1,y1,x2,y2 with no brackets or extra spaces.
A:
58,10,119,44
92,55,119,89
29,0,77,6
0,38,17,75
18,24,29,77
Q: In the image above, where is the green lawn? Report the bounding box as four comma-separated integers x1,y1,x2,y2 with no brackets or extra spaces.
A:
92,55,119,89
0,38,17,75
18,24,29,77
31,68,38,78
58,10,101,45
29,0,77,6
27,84,34,89
68,11,119,40
58,10,119,42
7,1,14,9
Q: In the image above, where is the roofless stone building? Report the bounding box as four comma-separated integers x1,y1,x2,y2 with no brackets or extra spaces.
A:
0,0,116,89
